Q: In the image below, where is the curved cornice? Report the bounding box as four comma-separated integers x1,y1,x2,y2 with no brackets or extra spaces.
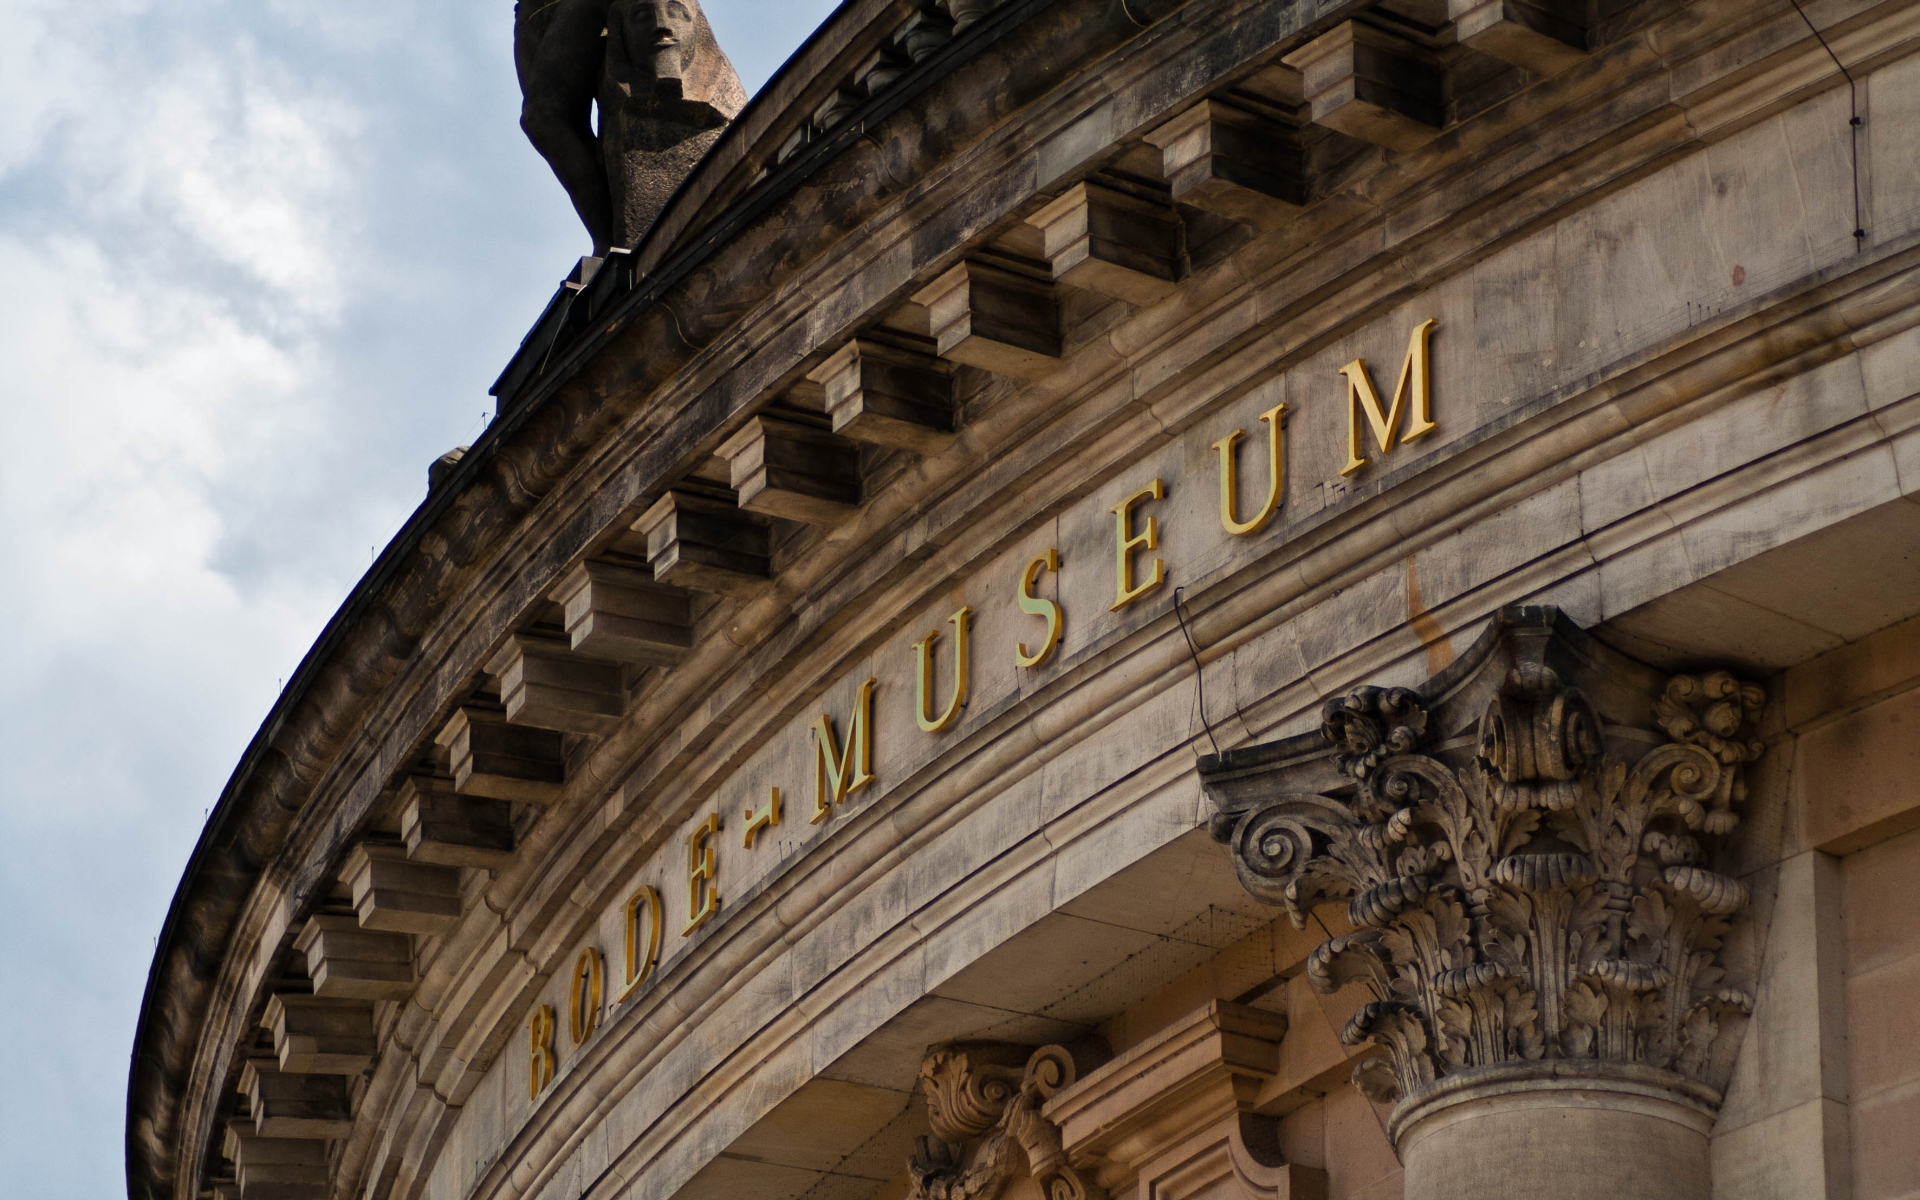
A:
128,3,1164,1193
127,1,1920,1198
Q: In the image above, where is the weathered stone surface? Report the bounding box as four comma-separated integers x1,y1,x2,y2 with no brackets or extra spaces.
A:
1028,182,1188,304
913,262,1063,379
904,1042,1097,1200
516,0,745,253
436,706,566,804
1709,852,1851,1200
717,415,864,525
1284,22,1442,152
1044,1001,1329,1200
262,995,377,1075
1842,828,1920,1200
1795,685,1920,855
1144,100,1308,232
398,776,516,869
487,631,628,736
130,6,1920,1200
228,1128,330,1200
1204,608,1764,1196
634,489,772,595
1449,0,1590,75
598,0,745,249
808,339,959,454
1396,1067,1714,1200
340,843,463,936
295,915,415,1001
556,560,694,667
241,1058,355,1140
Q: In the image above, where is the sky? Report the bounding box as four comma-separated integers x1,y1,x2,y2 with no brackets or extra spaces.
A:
0,1,840,1194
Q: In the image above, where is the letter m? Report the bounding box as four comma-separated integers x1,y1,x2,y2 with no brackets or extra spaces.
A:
1340,318,1438,476
811,678,876,823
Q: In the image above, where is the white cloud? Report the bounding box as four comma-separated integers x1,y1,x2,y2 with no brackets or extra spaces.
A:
0,0,839,1192
0,232,325,666
115,55,362,317
0,2,393,1188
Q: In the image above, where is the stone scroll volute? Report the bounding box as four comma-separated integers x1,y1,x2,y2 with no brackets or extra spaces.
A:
1201,607,1767,1117
908,1043,1102,1200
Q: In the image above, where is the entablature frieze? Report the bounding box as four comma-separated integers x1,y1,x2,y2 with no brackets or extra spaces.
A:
131,3,1920,1200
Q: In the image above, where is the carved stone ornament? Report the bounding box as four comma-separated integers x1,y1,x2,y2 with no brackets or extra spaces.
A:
514,0,746,254
909,1043,1103,1200
1201,608,1766,1116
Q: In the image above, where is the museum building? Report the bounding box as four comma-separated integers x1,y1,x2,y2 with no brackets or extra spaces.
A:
129,2,1920,1200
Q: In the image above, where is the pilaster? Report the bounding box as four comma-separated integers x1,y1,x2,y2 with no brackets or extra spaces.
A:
1044,1003,1328,1200
1710,851,1853,1200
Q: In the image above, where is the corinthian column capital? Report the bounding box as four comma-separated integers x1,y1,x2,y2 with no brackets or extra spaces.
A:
1202,607,1766,1126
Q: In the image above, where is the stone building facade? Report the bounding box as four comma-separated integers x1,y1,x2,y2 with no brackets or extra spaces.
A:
129,2,1920,1200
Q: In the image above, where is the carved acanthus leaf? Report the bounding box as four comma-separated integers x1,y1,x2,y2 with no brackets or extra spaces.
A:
909,1044,1101,1200
1653,672,1765,834
1211,647,1765,1108
1323,687,1429,811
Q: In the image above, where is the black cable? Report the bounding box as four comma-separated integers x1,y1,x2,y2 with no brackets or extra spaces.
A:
1173,587,1220,755
1787,0,1867,245
536,289,580,379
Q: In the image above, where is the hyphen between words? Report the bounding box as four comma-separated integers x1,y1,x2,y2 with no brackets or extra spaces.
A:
526,317,1440,1094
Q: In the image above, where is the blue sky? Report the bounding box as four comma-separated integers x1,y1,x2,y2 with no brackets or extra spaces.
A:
0,1,839,1193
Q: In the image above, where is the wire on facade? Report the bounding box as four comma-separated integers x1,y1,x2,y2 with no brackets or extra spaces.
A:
1173,587,1220,755
1787,0,1867,245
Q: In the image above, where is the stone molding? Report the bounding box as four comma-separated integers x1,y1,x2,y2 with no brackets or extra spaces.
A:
1202,607,1765,1116
1041,1002,1328,1200
1385,1058,1722,1147
126,0,1920,1192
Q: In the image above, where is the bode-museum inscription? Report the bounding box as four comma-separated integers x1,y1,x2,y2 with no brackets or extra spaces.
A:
527,316,1442,1097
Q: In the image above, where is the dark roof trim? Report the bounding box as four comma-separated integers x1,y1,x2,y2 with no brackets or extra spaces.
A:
125,2,1061,1195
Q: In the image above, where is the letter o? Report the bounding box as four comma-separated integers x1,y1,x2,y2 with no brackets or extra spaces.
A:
568,948,604,1045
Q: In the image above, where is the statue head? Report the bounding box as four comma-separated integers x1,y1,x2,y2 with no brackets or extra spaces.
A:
596,0,745,247
609,0,702,97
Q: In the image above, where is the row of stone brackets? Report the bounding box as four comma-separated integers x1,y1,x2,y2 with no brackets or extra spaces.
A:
487,0,1069,413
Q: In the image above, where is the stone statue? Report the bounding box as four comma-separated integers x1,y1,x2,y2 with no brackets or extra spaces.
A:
515,0,746,256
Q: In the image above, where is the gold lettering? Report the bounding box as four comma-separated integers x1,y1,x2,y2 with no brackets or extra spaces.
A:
743,787,781,849
683,813,721,935
620,886,662,998
567,949,603,1045
1015,550,1063,669
1110,480,1167,611
811,679,877,823
528,1005,556,1100
1340,318,1437,477
1214,403,1289,536
912,607,973,733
